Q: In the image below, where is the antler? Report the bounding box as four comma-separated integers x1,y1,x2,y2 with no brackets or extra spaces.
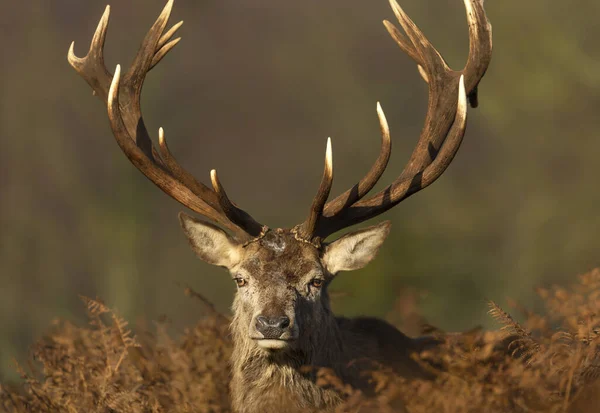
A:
67,0,264,240
298,0,492,241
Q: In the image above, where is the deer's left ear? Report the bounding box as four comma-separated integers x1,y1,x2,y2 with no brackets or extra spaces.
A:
322,221,391,275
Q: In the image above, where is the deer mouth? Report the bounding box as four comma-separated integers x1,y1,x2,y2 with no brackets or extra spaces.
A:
254,338,296,350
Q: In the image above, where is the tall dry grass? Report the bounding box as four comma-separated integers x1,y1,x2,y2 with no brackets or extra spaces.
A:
2,270,600,412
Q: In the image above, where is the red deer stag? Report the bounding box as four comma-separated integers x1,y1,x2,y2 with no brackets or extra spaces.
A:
68,0,491,411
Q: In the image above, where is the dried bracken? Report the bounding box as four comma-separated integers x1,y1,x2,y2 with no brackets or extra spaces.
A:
4,270,600,412
1,291,232,413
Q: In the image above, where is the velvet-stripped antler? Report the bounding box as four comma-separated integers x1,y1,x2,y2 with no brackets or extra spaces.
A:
297,0,492,241
67,0,264,241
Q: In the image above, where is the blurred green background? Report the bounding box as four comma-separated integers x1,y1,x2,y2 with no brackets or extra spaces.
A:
2,0,600,380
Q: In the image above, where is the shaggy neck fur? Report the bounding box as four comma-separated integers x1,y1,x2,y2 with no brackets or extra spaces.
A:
229,294,345,413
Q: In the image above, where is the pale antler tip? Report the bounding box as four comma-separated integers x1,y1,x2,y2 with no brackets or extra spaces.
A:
376,102,390,142
108,64,121,98
107,64,121,116
163,0,175,16
91,5,111,48
158,127,165,142
99,5,111,25
458,75,466,99
325,138,333,174
388,0,406,20
382,19,399,35
210,169,219,191
417,65,429,83
457,75,467,118
67,41,76,58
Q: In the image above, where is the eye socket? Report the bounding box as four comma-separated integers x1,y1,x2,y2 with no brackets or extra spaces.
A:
234,278,247,287
310,278,324,289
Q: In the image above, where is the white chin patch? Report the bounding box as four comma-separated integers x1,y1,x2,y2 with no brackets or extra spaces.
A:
257,339,288,349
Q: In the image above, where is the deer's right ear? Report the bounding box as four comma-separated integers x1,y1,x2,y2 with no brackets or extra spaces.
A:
178,212,243,269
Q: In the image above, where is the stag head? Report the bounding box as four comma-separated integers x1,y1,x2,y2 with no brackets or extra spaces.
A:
180,214,390,350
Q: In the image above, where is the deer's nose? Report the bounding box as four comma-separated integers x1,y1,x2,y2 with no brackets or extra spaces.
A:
255,315,290,338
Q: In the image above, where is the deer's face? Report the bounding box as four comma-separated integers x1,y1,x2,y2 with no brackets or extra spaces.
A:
229,230,328,350
179,213,391,351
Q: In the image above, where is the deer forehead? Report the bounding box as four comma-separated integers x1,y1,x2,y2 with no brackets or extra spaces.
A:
240,230,321,283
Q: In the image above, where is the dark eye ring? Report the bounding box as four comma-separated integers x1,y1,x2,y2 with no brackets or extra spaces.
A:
310,278,324,288
234,278,247,287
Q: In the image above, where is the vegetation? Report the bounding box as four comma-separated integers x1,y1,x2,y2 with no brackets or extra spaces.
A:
2,269,600,412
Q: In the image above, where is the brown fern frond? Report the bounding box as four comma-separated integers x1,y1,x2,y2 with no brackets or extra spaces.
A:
111,314,140,350
79,295,109,316
488,301,528,338
488,301,542,362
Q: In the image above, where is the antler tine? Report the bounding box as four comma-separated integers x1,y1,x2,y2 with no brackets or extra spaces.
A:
124,0,173,87
322,103,391,217
69,1,265,240
67,5,112,101
386,0,449,77
382,20,422,70
158,127,222,209
151,36,182,70
297,138,333,240
309,0,491,240
210,170,265,236
156,20,184,53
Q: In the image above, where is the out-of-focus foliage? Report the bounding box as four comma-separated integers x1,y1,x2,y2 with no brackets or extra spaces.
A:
3,269,600,412
1,0,600,380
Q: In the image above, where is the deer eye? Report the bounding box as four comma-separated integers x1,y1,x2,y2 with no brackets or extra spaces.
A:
234,278,247,287
310,278,324,289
